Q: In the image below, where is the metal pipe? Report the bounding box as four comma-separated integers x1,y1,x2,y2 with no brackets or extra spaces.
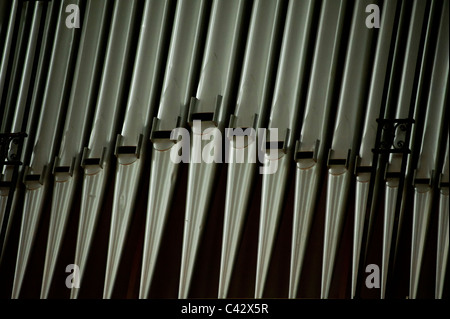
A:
382,0,429,298
11,0,81,299
256,0,317,299
0,0,19,119
70,0,140,300
352,0,398,299
410,0,448,298
322,0,376,299
0,1,45,255
104,0,173,299
0,0,59,263
140,0,209,299
179,0,249,299
290,0,347,299
436,133,449,299
219,0,286,299
40,0,112,299
1,1,33,134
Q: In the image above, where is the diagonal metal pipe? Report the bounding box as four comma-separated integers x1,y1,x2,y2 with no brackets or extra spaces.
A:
352,0,398,299
219,0,286,299
410,0,448,298
39,0,112,299
322,0,376,299
140,0,209,299
0,0,19,116
1,1,34,134
104,0,174,300
11,0,81,299
382,0,430,298
256,0,318,299
0,0,59,265
436,133,449,299
179,0,249,299
0,1,46,257
68,0,140,300
289,0,347,299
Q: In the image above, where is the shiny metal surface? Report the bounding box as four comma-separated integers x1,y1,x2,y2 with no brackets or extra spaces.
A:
0,0,447,300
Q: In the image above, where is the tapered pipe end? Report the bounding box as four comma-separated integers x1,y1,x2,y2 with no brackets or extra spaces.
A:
0,190,7,237
140,149,178,299
41,176,76,299
289,164,319,299
70,286,80,299
381,182,398,299
219,158,256,299
73,167,108,299
104,160,141,299
12,185,46,299
351,176,370,299
436,192,449,299
255,155,290,299
179,136,219,299
409,187,432,299
321,169,349,299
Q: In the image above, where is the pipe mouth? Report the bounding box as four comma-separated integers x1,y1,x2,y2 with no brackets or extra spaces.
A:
54,175,72,183
356,173,371,183
153,140,175,152
117,154,138,165
84,166,103,176
329,167,347,176
191,124,219,135
25,182,42,191
386,179,399,188
415,184,431,194
264,148,286,161
297,158,316,170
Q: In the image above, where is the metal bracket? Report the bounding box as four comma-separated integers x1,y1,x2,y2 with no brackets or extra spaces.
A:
0,132,27,168
438,173,449,188
226,114,258,141
150,117,181,143
327,149,351,169
81,147,106,168
372,118,414,154
0,132,27,257
294,139,320,161
52,156,76,176
354,155,372,174
187,95,222,126
265,128,290,153
23,165,47,185
228,113,258,130
412,169,434,187
114,134,144,158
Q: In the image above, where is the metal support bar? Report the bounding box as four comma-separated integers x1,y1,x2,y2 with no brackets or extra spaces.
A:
0,132,26,257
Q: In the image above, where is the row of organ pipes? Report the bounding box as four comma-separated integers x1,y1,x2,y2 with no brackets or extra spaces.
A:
0,0,448,299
